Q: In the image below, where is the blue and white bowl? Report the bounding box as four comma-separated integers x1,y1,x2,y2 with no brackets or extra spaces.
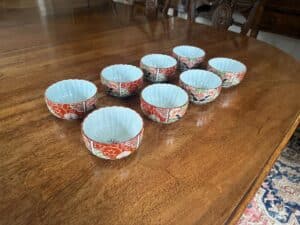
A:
140,83,189,124
82,106,144,160
140,54,177,82
173,45,205,71
100,64,143,97
45,79,97,119
180,69,222,104
208,57,247,88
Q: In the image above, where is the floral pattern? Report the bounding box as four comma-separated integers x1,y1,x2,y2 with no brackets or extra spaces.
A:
82,129,143,160
140,63,177,82
140,98,188,123
237,129,300,225
101,77,143,97
173,53,204,72
208,66,246,88
46,95,97,119
180,80,221,104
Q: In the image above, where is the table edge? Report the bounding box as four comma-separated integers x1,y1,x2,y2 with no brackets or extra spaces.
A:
225,111,300,225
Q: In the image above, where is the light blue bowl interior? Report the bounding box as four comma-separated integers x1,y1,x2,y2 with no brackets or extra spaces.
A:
209,57,246,73
45,79,97,104
173,45,205,58
83,107,143,143
180,69,222,89
142,84,188,108
101,64,143,82
141,54,177,68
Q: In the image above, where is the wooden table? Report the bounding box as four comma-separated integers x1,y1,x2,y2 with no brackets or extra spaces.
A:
0,3,299,225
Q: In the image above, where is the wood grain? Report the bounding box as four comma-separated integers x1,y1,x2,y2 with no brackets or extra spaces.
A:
0,2,300,225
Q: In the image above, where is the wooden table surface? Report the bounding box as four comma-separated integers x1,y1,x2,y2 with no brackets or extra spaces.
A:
0,3,300,225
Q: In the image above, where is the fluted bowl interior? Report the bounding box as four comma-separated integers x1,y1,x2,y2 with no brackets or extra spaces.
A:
141,54,177,69
208,57,246,73
180,69,222,89
173,45,205,59
142,84,188,108
101,64,143,82
45,79,97,103
82,107,143,143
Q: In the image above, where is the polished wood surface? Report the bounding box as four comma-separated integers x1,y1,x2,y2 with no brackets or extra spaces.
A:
1,2,300,225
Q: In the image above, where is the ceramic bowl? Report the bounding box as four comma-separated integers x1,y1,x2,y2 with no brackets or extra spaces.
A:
100,64,143,97
208,57,247,88
45,79,97,120
172,45,205,71
82,106,144,160
140,84,189,124
140,54,177,82
180,69,222,104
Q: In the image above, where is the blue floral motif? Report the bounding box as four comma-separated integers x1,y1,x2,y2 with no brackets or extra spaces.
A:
260,131,300,224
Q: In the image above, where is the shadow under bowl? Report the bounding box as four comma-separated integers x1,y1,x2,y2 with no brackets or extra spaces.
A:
208,57,247,88
100,64,143,97
82,106,144,160
140,54,177,83
140,83,189,124
45,79,97,120
180,69,222,104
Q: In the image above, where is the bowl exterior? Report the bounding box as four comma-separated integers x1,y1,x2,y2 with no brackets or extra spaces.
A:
82,129,143,160
140,62,177,82
140,98,188,124
173,53,205,72
208,66,246,88
180,80,222,104
101,76,143,97
45,95,97,119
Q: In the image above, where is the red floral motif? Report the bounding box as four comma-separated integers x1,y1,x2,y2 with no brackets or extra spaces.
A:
46,95,97,119
173,53,204,69
180,81,221,104
140,98,187,123
207,66,246,88
140,63,177,82
82,130,143,160
140,98,168,122
102,77,143,97
168,104,188,120
120,78,143,94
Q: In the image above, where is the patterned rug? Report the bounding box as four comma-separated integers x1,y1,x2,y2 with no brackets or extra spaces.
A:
237,129,300,225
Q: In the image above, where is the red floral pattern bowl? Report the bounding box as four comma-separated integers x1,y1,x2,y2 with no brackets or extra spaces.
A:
45,79,97,120
180,69,222,104
208,57,247,88
173,45,205,71
140,54,177,82
82,106,144,160
140,84,189,124
100,64,143,97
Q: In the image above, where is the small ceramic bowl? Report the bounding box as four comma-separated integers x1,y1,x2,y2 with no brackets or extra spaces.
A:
180,69,222,104
45,79,97,120
208,57,247,88
140,54,177,82
140,84,189,124
82,106,144,160
100,64,143,97
173,45,205,71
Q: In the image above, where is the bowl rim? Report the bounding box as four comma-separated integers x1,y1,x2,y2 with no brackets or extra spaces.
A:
81,106,144,145
140,53,177,69
141,83,189,109
180,69,222,90
208,57,247,74
45,79,98,105
100,64,144,83
172,45,206,59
